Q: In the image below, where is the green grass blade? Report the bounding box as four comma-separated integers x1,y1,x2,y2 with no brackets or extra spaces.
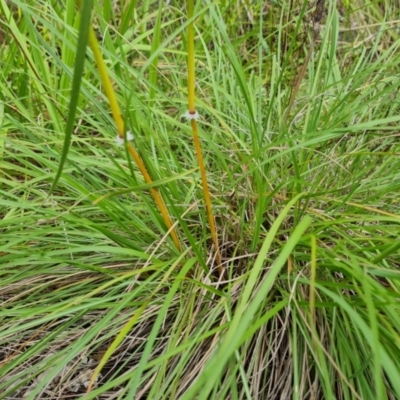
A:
50,0,93,192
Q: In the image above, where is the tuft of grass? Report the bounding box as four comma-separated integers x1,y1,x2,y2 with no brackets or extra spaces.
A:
1,0,400,399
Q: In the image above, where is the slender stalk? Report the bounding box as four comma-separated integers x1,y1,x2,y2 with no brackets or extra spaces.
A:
88,29,125,136
82,7,181,251
125,143,181,251
186,0,222,273
186,1,196,113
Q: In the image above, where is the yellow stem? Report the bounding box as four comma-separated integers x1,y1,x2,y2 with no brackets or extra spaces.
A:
186,0,196,112
186,0,221,273
79,4,181,251
88,28,124,137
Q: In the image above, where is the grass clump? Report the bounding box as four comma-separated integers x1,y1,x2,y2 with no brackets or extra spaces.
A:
1,0,400,399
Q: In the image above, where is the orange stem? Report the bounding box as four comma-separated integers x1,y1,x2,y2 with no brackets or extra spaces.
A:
191,119,222,273
127,144,181,250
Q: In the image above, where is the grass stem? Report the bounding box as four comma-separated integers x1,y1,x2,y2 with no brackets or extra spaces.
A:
186,0,222,274
85,7,181,251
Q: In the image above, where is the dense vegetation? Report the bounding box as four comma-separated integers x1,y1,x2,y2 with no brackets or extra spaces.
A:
1,1,400,399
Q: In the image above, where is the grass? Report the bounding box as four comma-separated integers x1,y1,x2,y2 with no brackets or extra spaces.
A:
1,0,400,399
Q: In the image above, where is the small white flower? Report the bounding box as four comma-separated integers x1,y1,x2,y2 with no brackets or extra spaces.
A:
115,136,124,146
182,110,199,120
115,131,134,146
